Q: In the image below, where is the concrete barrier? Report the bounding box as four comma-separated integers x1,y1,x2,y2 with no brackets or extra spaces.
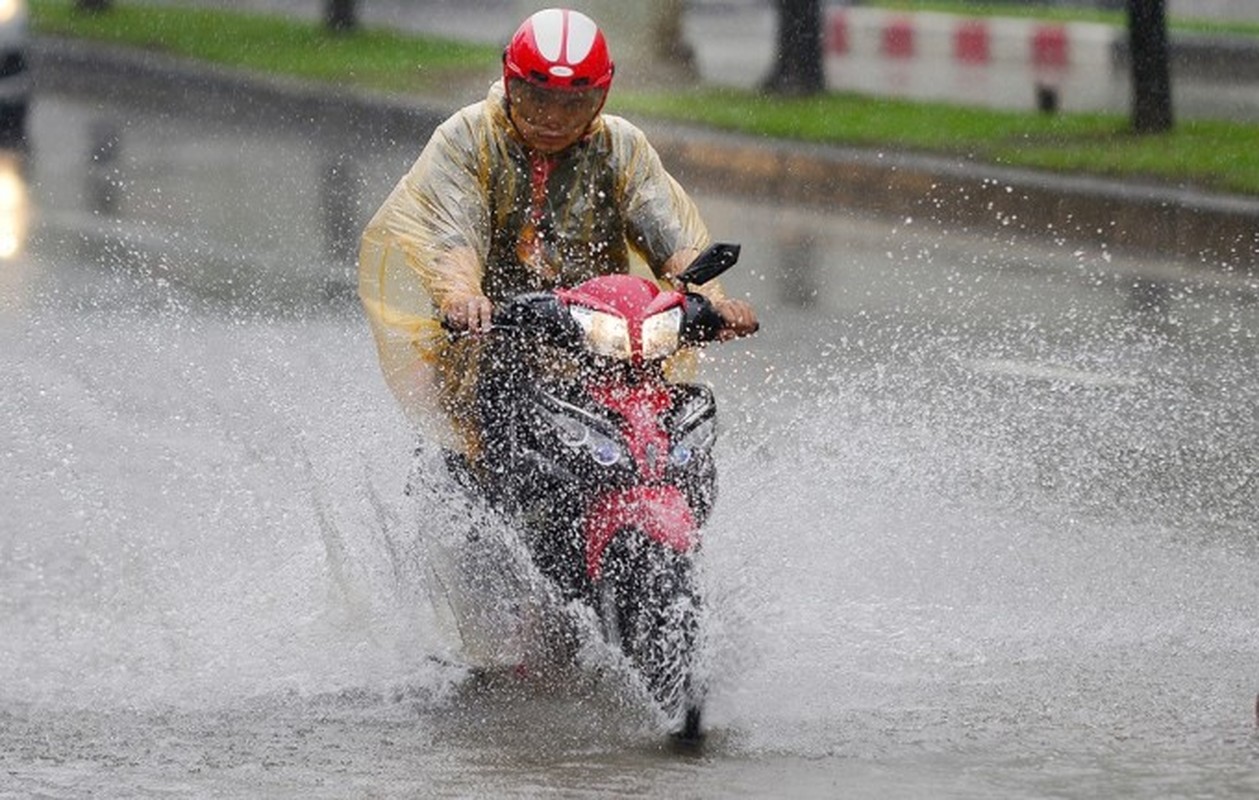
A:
825,8,1116,67
822,7,1121,113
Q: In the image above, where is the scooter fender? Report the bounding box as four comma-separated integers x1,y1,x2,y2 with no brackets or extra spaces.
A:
584,484,698,581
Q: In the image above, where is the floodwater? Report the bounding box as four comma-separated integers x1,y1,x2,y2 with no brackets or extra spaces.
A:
3,83,1259,798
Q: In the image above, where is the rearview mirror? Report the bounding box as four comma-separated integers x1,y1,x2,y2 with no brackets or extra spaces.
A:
674,242,740,287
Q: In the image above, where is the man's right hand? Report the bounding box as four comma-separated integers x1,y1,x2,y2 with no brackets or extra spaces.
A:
440,293,494,334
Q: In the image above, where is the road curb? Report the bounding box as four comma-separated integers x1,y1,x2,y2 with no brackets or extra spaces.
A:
32,36,1259,276
649,127,1259,275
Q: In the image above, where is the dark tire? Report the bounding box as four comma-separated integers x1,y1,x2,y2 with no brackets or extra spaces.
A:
598,531,704,737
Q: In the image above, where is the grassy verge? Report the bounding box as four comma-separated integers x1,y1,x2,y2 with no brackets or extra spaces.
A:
31,0,500,95
31,0,1259,196
870,1,1124,26
609,89,1259,195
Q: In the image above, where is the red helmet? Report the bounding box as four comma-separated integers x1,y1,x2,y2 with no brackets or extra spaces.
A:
503,8,614,92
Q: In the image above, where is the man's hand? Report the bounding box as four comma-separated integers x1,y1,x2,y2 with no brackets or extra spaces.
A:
440,293,494,334
713,298,759,341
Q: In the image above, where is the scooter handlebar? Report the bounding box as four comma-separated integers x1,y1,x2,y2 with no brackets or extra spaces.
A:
680,292,725,345
445,288,731,348
440,292,569,336
490,292,582,344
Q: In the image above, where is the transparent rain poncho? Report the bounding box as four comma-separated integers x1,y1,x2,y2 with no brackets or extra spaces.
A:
359,81,723,454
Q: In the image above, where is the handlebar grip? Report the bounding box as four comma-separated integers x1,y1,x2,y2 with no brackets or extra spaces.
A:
439,293,548,335
493,292,558,327
682,292,724,343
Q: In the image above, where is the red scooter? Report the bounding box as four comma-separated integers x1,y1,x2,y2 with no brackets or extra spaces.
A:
439,243,744,742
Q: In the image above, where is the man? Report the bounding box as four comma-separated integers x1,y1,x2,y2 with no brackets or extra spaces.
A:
359,7,757,453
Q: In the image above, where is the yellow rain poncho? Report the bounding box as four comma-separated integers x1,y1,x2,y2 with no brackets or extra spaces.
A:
359,81,723,453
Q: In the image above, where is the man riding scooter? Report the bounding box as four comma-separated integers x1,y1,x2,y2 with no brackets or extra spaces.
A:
359,7,757,461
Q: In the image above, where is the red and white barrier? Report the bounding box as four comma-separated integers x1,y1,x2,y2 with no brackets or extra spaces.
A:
820,8,1119,111
825,8,1115,70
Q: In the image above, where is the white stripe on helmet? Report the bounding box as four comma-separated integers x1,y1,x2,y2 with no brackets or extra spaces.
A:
530,8,598,67
530,8,565,63
564,12,598,64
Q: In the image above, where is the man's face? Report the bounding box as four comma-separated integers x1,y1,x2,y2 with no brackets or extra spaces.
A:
508,79,606,154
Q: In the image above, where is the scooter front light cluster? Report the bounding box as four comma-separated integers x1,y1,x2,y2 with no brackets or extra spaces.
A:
669,443,694,467
590,439,622,466
670,418,715,467
546,408,624,466
569,305,631,359
641,306,683,360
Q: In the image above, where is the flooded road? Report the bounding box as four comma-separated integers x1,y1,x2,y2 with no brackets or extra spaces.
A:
2,84,1258,798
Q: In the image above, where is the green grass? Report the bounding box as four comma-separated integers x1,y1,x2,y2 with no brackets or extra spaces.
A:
870,1,1124,26
609,89,1259,195
31,0,1259,196
31,0,500,94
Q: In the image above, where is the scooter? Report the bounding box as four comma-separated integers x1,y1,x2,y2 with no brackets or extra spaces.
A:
436,243,744,742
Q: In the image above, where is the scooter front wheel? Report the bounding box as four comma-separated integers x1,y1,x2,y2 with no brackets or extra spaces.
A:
597,530,704,740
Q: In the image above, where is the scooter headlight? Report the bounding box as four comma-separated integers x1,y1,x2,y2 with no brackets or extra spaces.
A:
546,408,624,466
569,305,630,359
641,306,683,361
670,418,715,467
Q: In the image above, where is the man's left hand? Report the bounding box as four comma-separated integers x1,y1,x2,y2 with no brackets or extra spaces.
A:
713,298,759,341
